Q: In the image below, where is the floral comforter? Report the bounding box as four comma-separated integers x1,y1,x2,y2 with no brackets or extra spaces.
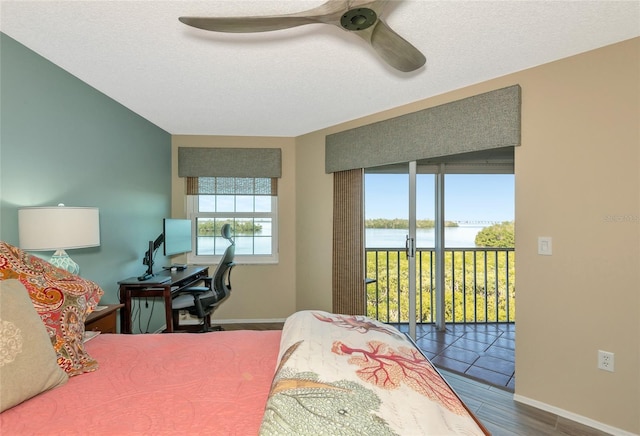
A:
259,310,488,435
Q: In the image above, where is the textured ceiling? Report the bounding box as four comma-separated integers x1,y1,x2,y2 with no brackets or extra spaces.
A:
1,1,639,137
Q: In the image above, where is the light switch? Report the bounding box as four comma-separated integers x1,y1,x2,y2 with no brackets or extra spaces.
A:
538,236,552,255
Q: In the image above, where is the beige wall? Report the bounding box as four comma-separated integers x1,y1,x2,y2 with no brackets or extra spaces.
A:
294,129,334,312
513,38,639,432
171,135,297,320
172,38,639,432
295,38,639,433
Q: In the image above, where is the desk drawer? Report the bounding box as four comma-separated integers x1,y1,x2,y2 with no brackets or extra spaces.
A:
85,311,117,333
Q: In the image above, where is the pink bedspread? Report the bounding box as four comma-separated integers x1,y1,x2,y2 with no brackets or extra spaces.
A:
1,330,281,435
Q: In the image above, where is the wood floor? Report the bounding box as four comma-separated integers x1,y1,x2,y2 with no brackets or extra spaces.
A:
440,370,610,436
222,322,609,436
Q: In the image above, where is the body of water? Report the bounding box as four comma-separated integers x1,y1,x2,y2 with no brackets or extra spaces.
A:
366,226,485,248
197,224,485,255
197,236,271,255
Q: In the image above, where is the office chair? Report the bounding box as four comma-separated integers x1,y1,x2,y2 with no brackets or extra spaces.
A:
171,224,235,332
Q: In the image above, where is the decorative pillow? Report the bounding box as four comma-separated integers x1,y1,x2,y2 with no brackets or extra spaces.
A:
0,242,103,376
0,279,69,412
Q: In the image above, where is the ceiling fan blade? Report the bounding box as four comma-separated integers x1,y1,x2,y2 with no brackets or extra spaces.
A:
179,16,317,33
368,20,426,72
180,0,425,73
179,0,349,33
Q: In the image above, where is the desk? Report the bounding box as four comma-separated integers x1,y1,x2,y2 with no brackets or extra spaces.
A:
118,266,209,334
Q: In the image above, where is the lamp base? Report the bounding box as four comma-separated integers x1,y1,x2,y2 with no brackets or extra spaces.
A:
49,249,80,275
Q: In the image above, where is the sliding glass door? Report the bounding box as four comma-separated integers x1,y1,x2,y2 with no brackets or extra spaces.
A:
365,162,435,337
365,150,515,339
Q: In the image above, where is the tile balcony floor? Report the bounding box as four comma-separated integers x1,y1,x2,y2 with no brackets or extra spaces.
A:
392,322,516,392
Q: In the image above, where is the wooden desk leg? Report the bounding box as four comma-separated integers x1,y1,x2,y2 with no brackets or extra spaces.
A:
119,286,132,334
164,286,173,333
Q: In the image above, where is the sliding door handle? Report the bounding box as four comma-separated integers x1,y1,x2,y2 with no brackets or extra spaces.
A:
405,235,415,258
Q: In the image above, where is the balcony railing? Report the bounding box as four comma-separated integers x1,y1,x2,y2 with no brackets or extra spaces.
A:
366,247,515,324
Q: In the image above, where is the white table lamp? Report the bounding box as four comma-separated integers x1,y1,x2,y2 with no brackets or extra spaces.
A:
18,204,100,274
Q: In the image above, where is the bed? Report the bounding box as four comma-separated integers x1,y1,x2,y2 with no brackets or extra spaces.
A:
0,242,488,435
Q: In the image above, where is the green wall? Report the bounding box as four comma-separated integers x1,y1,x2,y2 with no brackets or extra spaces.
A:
0,33,172,332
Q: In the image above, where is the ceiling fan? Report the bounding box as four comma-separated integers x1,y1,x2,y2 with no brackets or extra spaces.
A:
179,0,426,72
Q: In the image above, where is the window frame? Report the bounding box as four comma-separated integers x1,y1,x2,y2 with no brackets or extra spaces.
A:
186,194,279,265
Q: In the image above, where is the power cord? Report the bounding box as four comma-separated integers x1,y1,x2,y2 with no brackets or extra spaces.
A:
132,297,158,334
145,298,155,333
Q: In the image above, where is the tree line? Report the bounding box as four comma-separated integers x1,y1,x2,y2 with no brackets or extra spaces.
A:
474,221,514,248
197,220,261,236
366,218,459,229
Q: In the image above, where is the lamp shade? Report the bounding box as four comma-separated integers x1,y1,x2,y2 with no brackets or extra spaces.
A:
18,206,100,251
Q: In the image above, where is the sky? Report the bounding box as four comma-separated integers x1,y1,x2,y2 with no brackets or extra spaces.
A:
364,174,514,222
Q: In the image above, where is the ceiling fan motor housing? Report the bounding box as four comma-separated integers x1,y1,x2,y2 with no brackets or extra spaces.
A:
341,8,377,31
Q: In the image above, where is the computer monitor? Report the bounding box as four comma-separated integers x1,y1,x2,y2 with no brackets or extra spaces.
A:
163,218,192,256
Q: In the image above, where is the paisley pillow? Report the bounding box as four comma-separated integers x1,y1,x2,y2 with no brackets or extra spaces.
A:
0,279,69,412
0,242,103,376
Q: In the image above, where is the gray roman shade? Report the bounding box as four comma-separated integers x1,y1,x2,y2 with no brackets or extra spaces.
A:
186,177,277,196
325,85,521,173
178,147,282,178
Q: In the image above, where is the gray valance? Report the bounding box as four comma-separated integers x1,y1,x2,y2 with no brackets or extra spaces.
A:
178,147,282,178
325,85,521,173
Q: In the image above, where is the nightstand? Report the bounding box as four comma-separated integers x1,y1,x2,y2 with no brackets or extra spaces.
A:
85,304,124,333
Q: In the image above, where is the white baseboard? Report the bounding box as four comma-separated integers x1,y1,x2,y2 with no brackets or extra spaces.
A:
513,394,637,436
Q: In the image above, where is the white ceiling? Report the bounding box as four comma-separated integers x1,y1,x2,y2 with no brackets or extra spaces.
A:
1,1,638,137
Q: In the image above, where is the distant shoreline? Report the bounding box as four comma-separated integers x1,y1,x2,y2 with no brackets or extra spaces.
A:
365,226,487,248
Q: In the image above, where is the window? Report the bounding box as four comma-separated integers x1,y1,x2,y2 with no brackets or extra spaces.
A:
186,177,278,264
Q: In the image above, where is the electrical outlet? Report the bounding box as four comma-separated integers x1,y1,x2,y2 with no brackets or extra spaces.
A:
598,350,614,372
